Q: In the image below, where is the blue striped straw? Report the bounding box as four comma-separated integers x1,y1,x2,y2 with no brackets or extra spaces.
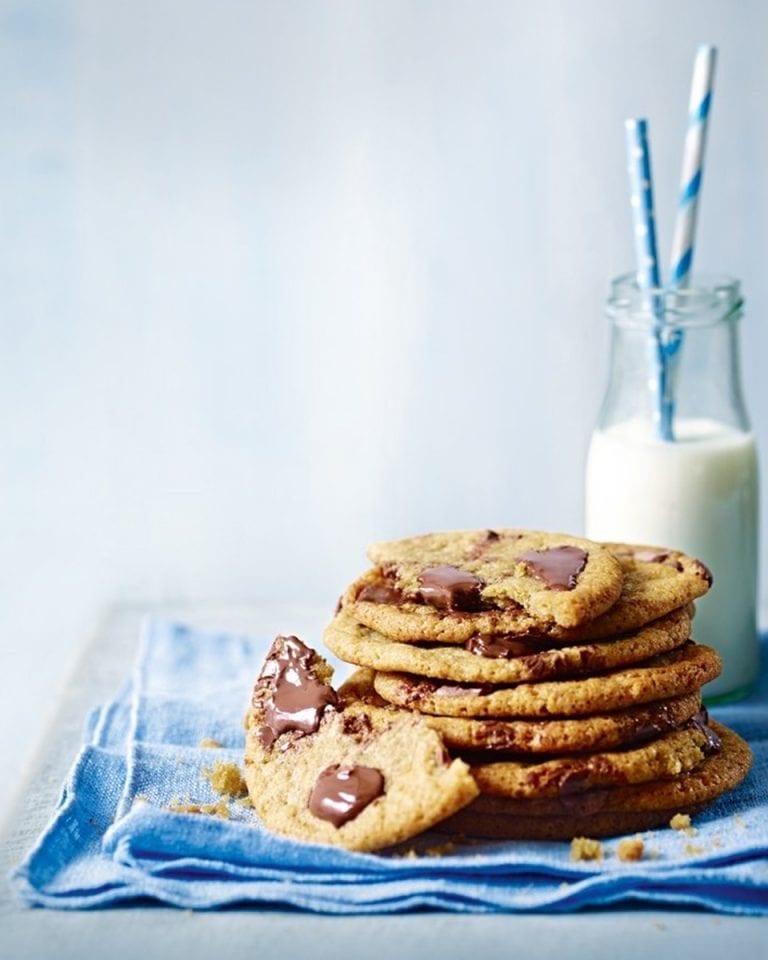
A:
670,45,717,288
660,46,717,437
624,118,674,441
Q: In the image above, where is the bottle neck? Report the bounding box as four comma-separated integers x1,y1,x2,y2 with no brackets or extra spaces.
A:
597,278,750,439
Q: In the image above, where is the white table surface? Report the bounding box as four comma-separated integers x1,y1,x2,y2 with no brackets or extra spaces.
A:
1,603,766,960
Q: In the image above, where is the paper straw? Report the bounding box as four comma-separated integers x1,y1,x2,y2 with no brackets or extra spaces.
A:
669,45,717,287
624,118,674,440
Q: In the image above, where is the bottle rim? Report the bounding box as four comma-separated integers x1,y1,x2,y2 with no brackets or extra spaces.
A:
607,273,743,328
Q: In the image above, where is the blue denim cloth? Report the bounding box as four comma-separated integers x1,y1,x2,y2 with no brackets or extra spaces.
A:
11,619,768,913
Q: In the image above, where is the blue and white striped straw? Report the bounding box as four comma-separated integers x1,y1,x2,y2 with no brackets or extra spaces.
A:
625,119,662,290
624,118,674,440
669,45,717,288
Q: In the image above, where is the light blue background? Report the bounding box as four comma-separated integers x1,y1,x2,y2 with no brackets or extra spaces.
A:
1,0,766,806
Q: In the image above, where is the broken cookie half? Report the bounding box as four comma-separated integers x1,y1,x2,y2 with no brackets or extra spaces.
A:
243,635,478,852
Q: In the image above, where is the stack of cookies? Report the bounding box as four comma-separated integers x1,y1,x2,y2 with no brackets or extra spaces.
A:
324,529,752,841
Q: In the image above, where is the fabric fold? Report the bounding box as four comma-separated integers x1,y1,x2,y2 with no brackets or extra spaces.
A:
11,618,768,914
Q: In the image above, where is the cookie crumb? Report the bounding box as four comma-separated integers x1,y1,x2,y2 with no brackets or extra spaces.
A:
424,842,455,858
235,796,253,808
570,837,603,862
168,799,230,820
199,737,224,749
734,815,747,830
394,848,419,860
653,921,666,931
617,837,644,862
684,843,706,856
669,812,697,836
203,761,248,798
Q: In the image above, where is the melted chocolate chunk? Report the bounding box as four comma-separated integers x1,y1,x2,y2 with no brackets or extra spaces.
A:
524,646,600,680
689,710,722,756
630,548,671,564
254,636,337,748
466,634,552,659
518,546,588,590
543,765,595,796
357,582,405,604
467,529,509,560
623,700,677,744
307,764,385,827
418,565,483,612
621,548,686,574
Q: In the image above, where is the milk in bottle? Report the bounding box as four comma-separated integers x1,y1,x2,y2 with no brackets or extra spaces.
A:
585,277,759,701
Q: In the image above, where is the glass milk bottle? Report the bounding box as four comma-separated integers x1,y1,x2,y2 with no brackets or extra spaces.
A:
585,275,759,702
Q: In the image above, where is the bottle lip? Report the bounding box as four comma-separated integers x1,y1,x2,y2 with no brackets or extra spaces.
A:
608,273,743,327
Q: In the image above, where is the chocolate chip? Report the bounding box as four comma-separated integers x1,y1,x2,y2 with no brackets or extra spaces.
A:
253,636,337,748
688,710,722,756
418,565,483,611
631,549,671,564
694,560,714,587
625,548,689,575
307,764,385,827
552,766,595,796
622,699,693,745
465,529,502,561
553,758,625,797
518,546,587,590
357,582,405,604
341,713,373,741
465,634,552,659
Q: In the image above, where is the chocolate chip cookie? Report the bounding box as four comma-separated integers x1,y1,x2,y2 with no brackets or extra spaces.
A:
345,539,711,644
349,529,624,636
243,636,477,851
468,714,721,798
325,606,692,683
372,643,722,717
339,668,704,755
447,721,750,822
437,722,752,839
